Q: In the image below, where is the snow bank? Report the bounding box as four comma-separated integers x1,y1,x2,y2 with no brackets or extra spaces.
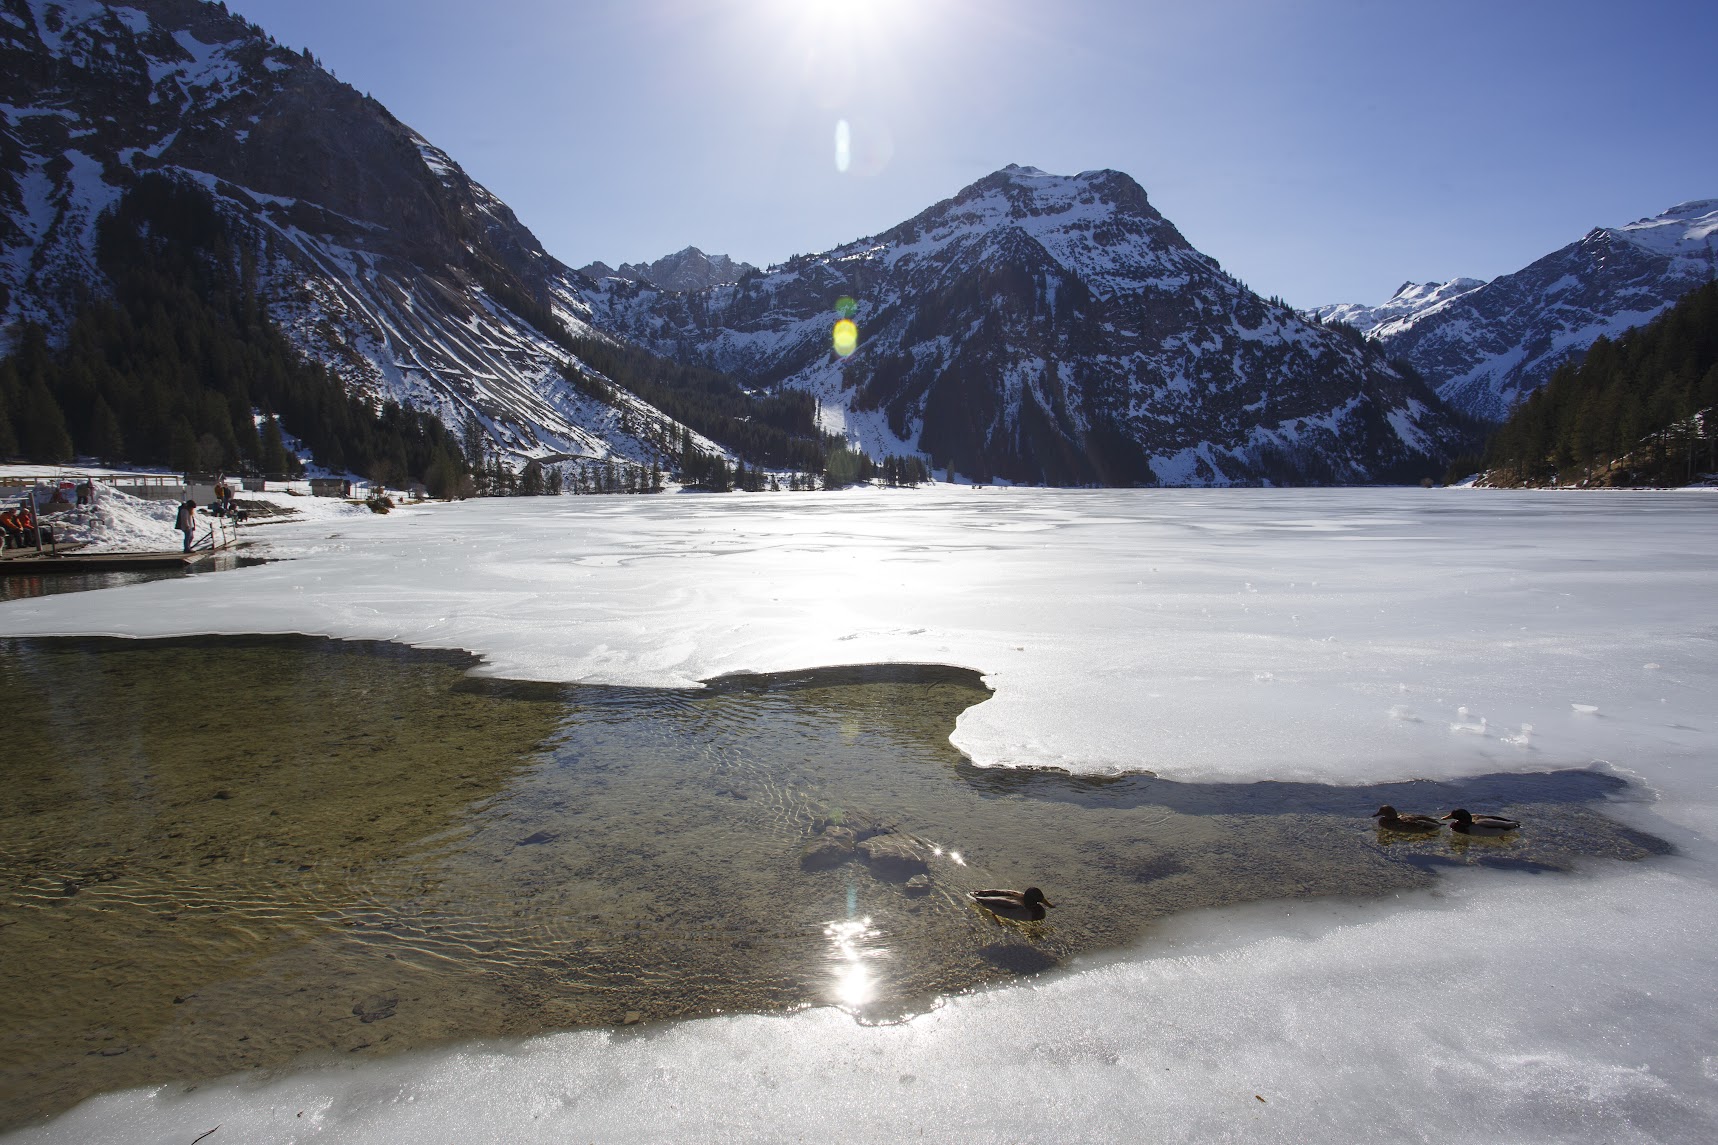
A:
2,486,1716,1143
26,485,180,552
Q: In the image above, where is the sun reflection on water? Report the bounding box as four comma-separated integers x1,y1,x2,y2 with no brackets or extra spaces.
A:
824,915,886,1009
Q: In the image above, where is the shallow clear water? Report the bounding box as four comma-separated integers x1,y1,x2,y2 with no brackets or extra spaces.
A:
0,553,263,602
0,636,1669,1130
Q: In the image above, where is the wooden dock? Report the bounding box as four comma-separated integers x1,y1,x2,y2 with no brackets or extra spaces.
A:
0,550,207,574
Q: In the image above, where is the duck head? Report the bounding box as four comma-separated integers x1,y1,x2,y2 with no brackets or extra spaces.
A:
1374,805,1399,818
1441,808,1472,824
1022,887,1055,908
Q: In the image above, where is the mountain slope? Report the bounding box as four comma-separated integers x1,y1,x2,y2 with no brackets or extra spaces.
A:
587,166,1467,485
0,0,721,471
1475,279,1718,487
1318,201,1718,423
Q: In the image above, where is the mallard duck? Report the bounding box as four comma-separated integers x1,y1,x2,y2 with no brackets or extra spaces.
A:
968,887,1055,921
1442,808,1521,834
1373,805,1441,832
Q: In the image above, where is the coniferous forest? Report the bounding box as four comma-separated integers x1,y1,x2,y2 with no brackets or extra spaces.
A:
0,175,472,494
1459,281,1718,486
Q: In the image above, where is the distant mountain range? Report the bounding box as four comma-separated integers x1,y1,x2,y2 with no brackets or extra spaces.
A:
584,166,1464,485
1312,201,1718,421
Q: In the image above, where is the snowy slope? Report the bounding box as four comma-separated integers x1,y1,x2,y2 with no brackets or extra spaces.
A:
588,166,1466,486
1316,200,1718,422
1310,277,1486,336
0,0,715,471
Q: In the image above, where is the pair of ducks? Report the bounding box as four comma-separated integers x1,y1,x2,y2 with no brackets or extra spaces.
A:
967,806,1524,920
1375,805,1521,835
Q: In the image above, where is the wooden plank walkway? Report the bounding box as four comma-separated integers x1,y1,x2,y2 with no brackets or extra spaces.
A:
0,551,207,574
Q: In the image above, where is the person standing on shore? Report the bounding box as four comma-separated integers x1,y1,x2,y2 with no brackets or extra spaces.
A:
175,499,197,553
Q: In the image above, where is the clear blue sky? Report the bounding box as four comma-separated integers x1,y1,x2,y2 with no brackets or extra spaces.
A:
221,0,1718,307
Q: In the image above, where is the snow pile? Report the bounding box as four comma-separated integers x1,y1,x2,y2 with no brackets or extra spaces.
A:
34,486,180,552
2,486,1716,1143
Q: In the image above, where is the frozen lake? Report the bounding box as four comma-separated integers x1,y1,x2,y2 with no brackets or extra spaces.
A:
2,486,1715,1143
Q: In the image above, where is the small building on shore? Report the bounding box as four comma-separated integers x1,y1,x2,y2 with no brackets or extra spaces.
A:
309,477,353,498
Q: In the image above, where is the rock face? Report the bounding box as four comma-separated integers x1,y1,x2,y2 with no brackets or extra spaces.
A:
0,0,697,467
587,166,1467,485
580,247,756,293
1314,201,1718,423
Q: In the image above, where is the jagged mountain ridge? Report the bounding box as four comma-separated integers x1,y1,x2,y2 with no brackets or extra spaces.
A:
580,247,756,293
0,0,719,469
1314,201,1718,422
586,165,1466,485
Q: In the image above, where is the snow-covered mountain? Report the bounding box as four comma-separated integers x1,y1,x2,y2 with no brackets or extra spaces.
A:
586,166,1466,485
580,247,756,293
1311,278,1486,337
0,0,711,468
1315,201,1718,422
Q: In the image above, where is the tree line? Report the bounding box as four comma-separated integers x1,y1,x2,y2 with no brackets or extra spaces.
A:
1455,280,1718,486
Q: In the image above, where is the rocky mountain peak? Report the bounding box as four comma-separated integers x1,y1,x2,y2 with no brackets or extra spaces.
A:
579,246,756,293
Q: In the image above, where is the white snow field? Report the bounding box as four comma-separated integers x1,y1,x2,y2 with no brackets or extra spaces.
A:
3,486,1717,1143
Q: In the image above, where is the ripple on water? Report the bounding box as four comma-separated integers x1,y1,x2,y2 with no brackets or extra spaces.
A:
0,636,1670,1130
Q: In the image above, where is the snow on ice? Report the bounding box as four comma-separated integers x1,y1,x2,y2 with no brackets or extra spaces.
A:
2,486,1716,1143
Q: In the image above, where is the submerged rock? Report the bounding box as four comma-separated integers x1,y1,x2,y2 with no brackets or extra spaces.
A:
859,835,930,882
904,874,932,896
352,995,398,1023
799,832,856,870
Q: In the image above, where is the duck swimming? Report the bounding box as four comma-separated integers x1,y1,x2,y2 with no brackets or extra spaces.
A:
1373,805,1441,832
1442,808,1522,835
968,887,1055,921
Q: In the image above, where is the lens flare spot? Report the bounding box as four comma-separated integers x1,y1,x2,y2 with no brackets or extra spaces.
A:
834,118,851,173
833,318,859,357
835,296,859,319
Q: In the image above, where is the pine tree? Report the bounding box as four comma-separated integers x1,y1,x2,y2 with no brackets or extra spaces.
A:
89,397,125,462
19,378,74,462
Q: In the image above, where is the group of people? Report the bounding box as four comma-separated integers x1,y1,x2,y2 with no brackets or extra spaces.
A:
0,501,49,549
175,480,246,552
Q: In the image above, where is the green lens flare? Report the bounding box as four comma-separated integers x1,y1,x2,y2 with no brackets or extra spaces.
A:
834,296,859,319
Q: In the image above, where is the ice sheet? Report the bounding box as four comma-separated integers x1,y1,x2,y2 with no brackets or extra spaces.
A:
2,487,1715,1142
0,488,1709,791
